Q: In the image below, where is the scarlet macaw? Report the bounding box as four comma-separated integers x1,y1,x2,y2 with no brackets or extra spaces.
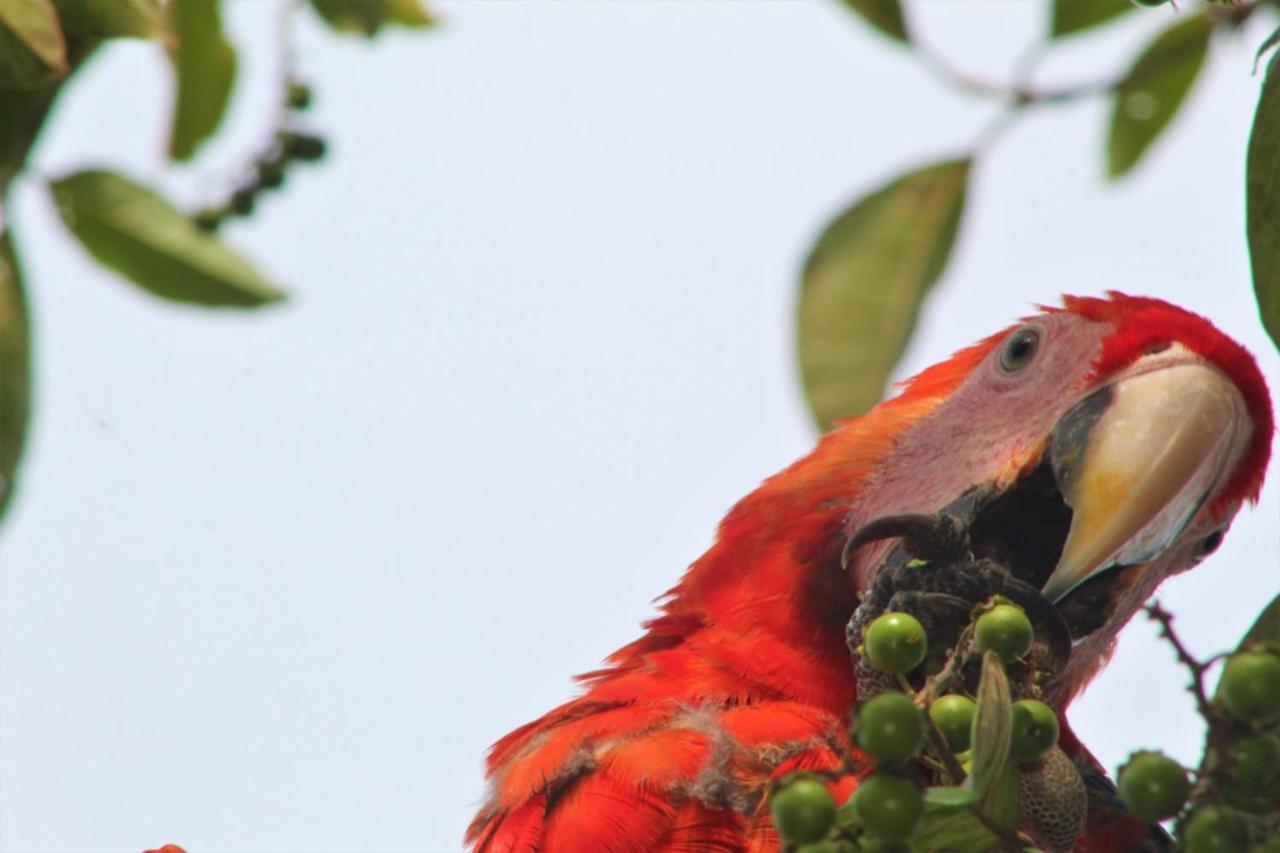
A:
468,293,1273,852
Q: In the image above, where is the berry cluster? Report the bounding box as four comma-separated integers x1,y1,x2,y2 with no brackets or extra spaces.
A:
193,78,327,232
1116,632,1280,853
768,600,1062,851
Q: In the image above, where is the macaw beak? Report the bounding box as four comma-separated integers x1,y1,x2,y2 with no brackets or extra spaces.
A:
1041,354,1250,604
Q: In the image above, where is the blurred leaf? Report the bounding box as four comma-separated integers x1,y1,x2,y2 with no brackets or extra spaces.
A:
50,169,285,307
0,228,32,523
1236,594,1280,652
1247,53,1280,352
52,0,164,41
1255,27,1280,73
1107,14,1211,179
798,158,970,430
166,0,236,162
839,0,908,44
1049,0,1132,39
969,651,1013,806
386,0,436,28
0,0,67,87
309,0,435,37
0,83,58,191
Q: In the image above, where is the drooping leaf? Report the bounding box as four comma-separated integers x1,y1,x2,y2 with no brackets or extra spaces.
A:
1247,53,1280,351
0,228,32,523
924,785,979,812
839,0,908,44
0,83,59,192
166,0,236,162
50,169,285,307
798,158,970,431
0,0,67,87
968,651,1013,805
1049,0,1133,39
1107,14,1212,179
52,0,164,41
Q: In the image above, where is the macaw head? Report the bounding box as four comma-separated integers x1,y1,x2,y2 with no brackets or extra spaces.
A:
838,292,1272,706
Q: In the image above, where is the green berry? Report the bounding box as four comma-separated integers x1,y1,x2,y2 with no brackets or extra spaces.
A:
973,603,1033,664
281,131,328,162
1117,751,1190,823
863,612,927,674
1010,699,1059,763
1218,651,1280,724
848,773,923,841
929,694,975,753
857,692,924,764
769,776,835,845
287,81,313,110
230,188,256,215
257,158,287,189
1181,806,1249,853
1229,734,1280,787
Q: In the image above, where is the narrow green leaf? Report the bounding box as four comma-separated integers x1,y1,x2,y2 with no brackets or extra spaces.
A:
1247,53,1280,351
0,228,32,523
50,169,286,307
309,0,434,37
913,807,998,851
52,0,164,41
839,0,909,44
969,651,1013,805
1049,0,1133,39
798,158,970,431
1107,14,1212,179
166,0,236,162
0,0,67,87
924,786,979,812
1254,26,1280,74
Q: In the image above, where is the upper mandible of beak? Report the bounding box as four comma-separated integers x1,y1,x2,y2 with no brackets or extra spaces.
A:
1041,354,1250,604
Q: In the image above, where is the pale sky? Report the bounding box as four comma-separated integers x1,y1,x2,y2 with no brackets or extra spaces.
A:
2,2,1278,852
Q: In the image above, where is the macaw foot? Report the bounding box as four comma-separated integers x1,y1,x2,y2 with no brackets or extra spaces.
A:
845,510,1072,701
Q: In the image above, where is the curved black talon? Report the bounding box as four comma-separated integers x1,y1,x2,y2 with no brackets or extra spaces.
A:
842,512,971,569
995,576,1073,674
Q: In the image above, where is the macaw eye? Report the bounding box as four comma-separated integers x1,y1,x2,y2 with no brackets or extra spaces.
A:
1196,530,1224,557
998,327,1041,375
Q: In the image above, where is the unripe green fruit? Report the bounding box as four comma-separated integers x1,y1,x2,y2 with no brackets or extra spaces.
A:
1218,651,1280,724
769,776,835,844
1182,806,1249,853
929,694,975,753
848,774,923,841
1117,751,1190,822
863,612,927,674
973,603,1034,664
1229,734,1280,787
1010,699,1059,763
857,692,924,764
287,81,313,110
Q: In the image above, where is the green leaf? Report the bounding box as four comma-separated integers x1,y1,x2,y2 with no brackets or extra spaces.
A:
0,0,67,87
968,651,1013,806
1254,26,1280,74
50,169,286,307
386,0,436,28
1049,0,1133,39
1236,594,1280,653
798,158,970,430
914,807,998,851
1247,53,1280,352
52,0,164,41
924,786,979,812
839,0,908,44
1107,14,1212,180
166,0,236,162
309,0,435,37
0,228,32,524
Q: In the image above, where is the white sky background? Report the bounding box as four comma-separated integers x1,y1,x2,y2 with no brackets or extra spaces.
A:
2,2,1279,851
